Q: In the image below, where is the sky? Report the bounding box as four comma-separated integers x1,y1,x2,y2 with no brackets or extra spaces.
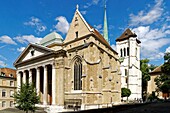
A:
0,0,170,69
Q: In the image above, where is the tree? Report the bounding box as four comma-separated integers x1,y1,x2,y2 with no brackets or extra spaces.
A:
14,83,40,113
140,59,157,101
154,52,170,99
121,88,131,99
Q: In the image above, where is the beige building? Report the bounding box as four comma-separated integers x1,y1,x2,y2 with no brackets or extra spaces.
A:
14,6,121,112
148,65,170,99
0,68,16,110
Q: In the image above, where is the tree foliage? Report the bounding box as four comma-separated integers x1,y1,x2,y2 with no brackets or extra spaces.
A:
154,52,170,99
14,83,40,113
121,87,131,98
140,59,157,101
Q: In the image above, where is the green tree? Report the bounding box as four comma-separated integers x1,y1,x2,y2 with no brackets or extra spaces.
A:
14,83,40,113
121,87,131,98
140,59,157,101
154,52,170,99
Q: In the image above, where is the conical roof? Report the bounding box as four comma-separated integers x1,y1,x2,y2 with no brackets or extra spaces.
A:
40,32,63,46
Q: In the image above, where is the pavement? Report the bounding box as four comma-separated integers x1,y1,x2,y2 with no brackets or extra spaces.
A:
117,102,170,113
0,108,47,113
0,102,170,113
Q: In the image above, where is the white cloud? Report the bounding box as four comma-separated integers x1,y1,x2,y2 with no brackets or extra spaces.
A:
165,46,170,53
17,47,26,52
14,35,42,44
54,16,69,34
132,26,170,60
0,60,6,67
0,55,7,61
129,0,164,26
94,24,103,32
0,45,6,49
24,17,47,34
0,35,17,45
81,11,87,15
84,0,100,8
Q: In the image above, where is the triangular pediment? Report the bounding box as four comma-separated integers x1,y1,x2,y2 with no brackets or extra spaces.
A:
14,43,54,65
64,7,93,43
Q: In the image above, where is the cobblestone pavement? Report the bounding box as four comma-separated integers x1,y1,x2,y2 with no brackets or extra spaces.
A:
117,102,170,113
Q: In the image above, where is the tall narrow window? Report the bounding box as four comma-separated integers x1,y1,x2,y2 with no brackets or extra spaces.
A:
120,49,123,57
135,48,137,57
2,89,6,97
76,31,78,38
74,59,82,90
2,101,5,107
127,47,129,56
125,69,128,76
10,101,13,107
124,48,126,57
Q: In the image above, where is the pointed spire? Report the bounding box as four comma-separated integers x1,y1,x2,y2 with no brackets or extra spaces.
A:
103,1,109,44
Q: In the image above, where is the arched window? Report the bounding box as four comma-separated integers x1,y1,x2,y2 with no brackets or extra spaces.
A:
127,47,129,56
74,59,82,90
120,49,123,57
124,48,126,57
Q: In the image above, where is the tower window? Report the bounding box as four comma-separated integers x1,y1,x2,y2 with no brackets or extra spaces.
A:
76,31,78,38
127,47,129,56
125,69,127,76
120,49,123,57
74,59,82,90
124,48,126,56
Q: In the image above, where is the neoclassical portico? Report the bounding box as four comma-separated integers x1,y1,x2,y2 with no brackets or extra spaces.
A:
17,63,57,105
14,43,66,107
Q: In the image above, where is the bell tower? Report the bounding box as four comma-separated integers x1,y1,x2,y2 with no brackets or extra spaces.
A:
116,28,142,101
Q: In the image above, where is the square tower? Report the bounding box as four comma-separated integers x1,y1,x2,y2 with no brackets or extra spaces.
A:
116,28,142,101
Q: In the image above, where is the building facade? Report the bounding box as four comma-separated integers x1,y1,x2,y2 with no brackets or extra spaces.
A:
14,7,121,112
148,65,170,99
0,68,16,110
116,29,142,101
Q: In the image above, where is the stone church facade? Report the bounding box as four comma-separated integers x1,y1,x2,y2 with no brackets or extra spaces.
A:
14,7,121,112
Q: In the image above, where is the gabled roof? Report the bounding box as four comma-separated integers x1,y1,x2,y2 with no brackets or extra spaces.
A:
150,65,162,74
75,7,93,32
14,43,54,66
116,28,141,43
88,24,117,54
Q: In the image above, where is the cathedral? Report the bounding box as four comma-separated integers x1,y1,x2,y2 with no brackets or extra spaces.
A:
14,6,122,112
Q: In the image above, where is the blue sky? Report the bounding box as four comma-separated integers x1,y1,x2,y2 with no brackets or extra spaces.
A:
0,0,170,69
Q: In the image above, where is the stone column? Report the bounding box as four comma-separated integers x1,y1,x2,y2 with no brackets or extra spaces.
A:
36,67,40,95
23,71,26,84
17,71,21,91
52,63,56,105
43,65,48,105
29,69,32,84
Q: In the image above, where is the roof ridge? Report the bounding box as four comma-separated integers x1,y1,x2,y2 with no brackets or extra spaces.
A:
76,7,93,32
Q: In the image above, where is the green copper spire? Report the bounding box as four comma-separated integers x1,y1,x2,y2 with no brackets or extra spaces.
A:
103,2,109,44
